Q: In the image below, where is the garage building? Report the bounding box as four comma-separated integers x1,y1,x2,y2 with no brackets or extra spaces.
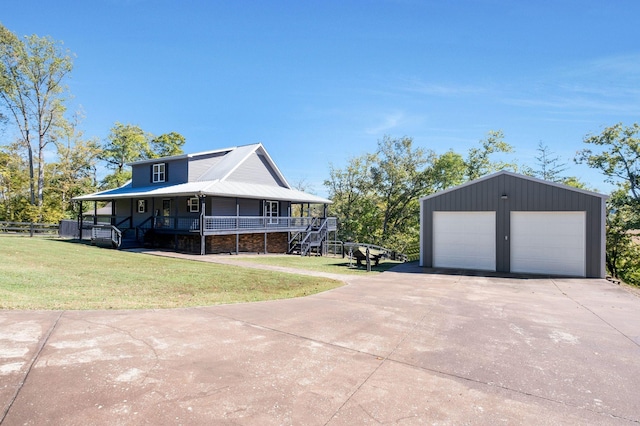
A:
419,171,607,278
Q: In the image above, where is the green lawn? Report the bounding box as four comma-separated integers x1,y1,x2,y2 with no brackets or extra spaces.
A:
232,254,404,275
0,237,343,310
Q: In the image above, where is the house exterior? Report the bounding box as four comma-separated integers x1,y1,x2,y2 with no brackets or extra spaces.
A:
419,171,608,278
74,143,335,255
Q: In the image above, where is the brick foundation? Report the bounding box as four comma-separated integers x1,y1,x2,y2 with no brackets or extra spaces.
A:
173,232,288,254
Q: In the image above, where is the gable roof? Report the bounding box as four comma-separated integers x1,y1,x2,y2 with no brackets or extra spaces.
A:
74,143,330,204
420,170,608,202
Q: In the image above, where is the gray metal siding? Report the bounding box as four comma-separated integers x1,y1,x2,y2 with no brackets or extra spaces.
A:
208,198,261,216
226,152,286,186
421,173,605,277
239,198,261,216
131,159,189,187
211,197,237,216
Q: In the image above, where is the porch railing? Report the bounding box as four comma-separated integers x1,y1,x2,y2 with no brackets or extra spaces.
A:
135,215,334,234
202,216,320,233
91,224,122,248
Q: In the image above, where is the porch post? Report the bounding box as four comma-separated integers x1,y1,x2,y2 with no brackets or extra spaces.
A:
323,204,327,219
264,232,267,254
200,195,206,255
129,198,133,228
78,201,83,240
151,199,156,229
236,198,239,255
111,200,116,225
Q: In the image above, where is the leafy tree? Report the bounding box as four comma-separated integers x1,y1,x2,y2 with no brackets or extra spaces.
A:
465,130,514,180
325,132,520,252
48,115,101,218
0,24,73,216
325,153,377,243
576,123,640,285
426,150,466,192
576,122,640,204
605,188,640,282
371,136,430,248
0,142,30,221
151,132,186,158
99,123,186,189
100,122,152,176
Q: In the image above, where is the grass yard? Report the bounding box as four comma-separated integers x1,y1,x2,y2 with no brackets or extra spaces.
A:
0,237,343,310
232,254,404,275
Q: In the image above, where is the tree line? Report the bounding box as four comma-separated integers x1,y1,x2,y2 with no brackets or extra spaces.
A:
2,24,639,286
326,126,640,286
0,23,185,223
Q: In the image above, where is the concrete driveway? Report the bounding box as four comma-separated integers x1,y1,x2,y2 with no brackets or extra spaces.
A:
1,262,639,425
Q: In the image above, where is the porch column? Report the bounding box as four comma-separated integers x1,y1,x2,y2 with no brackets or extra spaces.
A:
236,198,239,255
93,202,98,225
129,198,133,228
111,200,116,225
200,196,206,255
323,204,327,219
151,199,156,229
78,201,83,240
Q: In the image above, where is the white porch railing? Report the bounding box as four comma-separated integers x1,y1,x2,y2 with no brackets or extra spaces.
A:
138,215,335,235
202,216,319,233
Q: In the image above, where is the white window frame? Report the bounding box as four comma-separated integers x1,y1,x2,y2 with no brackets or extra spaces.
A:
264,200,279,224
137,199,147,214
152,163,166,183
188,197,200,213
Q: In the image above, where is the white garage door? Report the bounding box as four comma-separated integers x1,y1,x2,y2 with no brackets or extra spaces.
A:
510,212,586,277
433,212,496,271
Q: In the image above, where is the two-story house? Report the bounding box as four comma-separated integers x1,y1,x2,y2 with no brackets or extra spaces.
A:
74,143,336,255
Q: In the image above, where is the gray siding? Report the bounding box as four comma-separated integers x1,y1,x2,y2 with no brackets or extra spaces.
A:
239,199,261,216
226,152,286,186
209,197,261,216
131,158,189,187
421,173,605,278
211,197,237,216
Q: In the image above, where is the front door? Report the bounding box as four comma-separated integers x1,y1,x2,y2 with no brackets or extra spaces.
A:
264,201,279,225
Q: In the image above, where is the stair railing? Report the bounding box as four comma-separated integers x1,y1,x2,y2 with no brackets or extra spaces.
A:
299,218,331,256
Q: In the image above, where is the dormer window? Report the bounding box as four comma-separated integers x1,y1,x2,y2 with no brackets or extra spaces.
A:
152,163,166,183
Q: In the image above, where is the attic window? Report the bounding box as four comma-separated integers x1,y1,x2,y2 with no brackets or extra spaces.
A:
152,163,166,183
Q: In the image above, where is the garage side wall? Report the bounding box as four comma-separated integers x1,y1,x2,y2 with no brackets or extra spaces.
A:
421,174,605,277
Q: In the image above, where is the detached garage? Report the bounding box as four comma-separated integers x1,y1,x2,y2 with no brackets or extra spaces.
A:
420,171,607,278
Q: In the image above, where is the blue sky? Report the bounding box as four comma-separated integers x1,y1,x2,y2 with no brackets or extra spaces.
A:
2,0,640,196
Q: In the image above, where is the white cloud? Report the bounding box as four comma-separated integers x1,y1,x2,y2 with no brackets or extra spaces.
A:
364,111,406,135
399,78,488,97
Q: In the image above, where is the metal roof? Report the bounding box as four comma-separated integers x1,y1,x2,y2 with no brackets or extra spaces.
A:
74,179,331,204
419,170,608,202
75,143,329,203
